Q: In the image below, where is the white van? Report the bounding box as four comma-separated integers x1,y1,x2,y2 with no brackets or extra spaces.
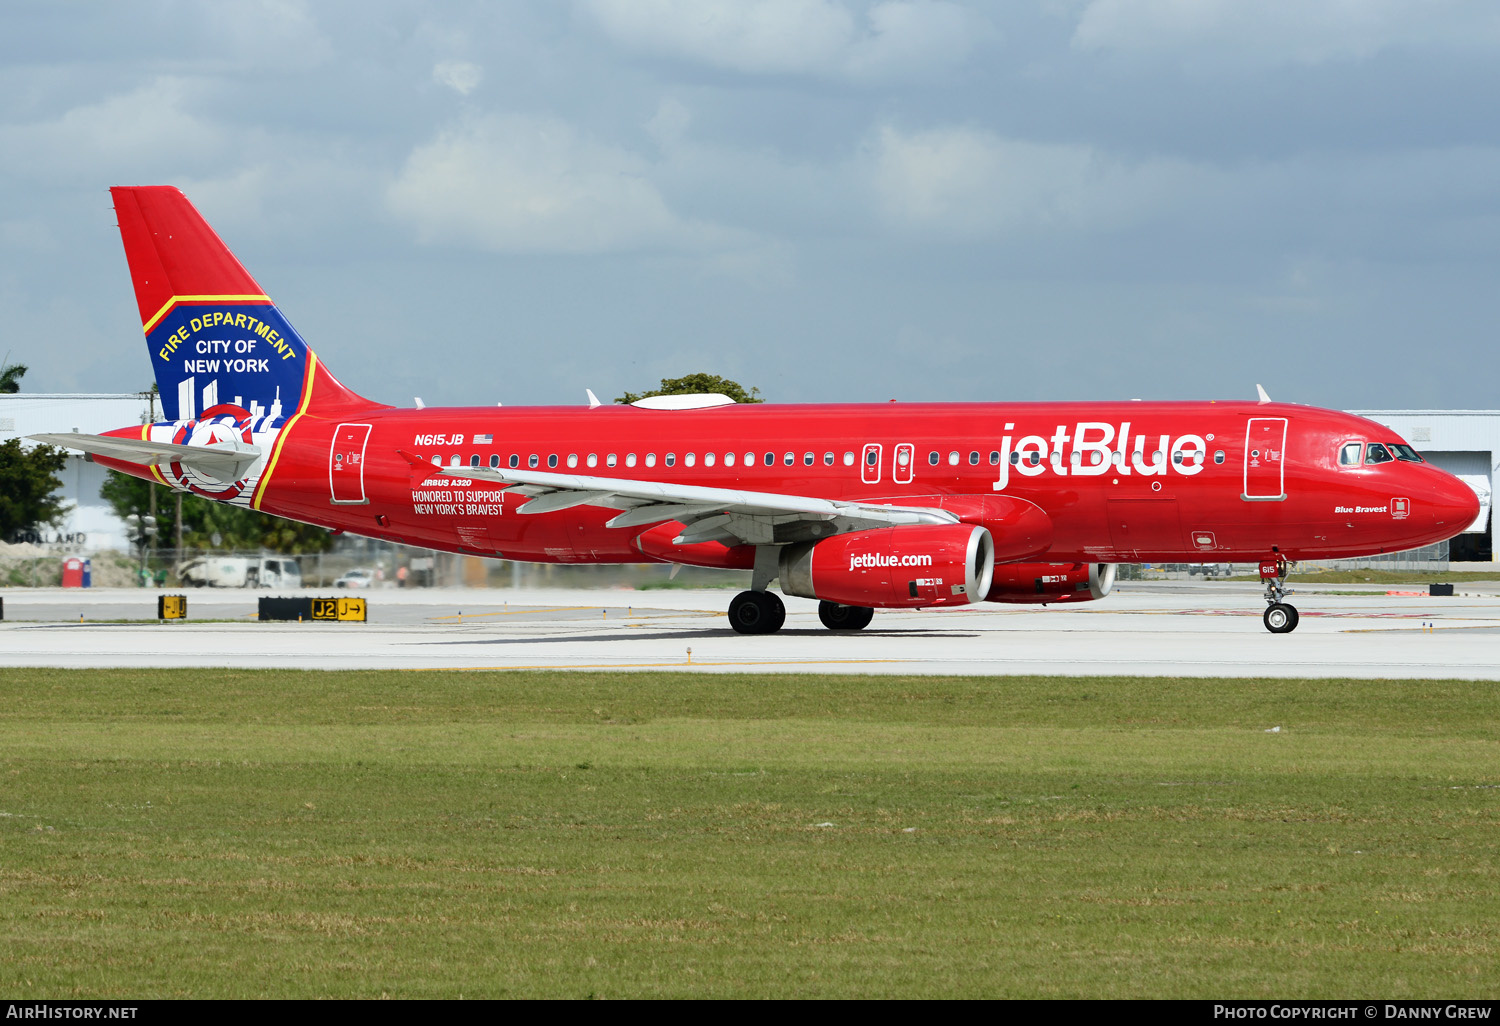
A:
178,556,302,588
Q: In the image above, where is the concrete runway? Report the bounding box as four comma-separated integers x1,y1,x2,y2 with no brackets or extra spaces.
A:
3,582,1498,678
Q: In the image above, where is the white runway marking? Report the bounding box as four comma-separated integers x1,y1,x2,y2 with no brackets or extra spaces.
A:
2,584,1498,678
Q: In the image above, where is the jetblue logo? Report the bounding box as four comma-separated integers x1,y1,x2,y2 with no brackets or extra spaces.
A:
991,421,1210,492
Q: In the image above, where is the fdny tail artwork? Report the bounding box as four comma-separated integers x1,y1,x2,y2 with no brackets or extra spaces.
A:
32,187,1480,634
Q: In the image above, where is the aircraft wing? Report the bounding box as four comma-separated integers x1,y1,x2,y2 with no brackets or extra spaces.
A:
422,459,958,547
29,432,262,481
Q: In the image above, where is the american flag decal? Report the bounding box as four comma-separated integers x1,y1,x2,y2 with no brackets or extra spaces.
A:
475,433,493,444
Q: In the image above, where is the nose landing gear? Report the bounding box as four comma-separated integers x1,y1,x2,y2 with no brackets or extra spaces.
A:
1259,556,1299,634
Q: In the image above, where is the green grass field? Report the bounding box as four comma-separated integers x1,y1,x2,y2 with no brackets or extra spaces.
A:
3,669,1498,998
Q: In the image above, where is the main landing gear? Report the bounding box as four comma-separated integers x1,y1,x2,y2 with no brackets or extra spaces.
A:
818,601,874,631
728,590,785,635
727,593,877,634
1259,555,1300,634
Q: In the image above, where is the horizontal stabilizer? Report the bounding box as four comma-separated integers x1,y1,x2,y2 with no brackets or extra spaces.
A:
30,432,261,481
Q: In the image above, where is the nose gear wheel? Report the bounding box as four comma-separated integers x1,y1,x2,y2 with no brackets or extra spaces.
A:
1259,556,1300,633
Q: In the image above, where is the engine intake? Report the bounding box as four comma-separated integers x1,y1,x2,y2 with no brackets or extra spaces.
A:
779,525,994,608
985,562,1116,604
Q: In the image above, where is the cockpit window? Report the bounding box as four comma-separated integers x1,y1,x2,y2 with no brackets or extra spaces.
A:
1390,444,1424,463
1365,443,1394,465
1338,442,1362,466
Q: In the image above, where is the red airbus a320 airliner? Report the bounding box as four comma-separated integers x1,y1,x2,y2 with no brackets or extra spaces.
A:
34,187,1479,634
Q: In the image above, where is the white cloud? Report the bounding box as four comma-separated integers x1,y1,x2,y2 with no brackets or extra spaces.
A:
1072,0,1500,65
432,60,483,96
0,78,229,183
867,124,1202,238
645,97,693,151
386,113,736,255
581,0,984,78
851,1,984,77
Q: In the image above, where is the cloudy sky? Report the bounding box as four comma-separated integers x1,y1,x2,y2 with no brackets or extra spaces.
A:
3,0,1498,410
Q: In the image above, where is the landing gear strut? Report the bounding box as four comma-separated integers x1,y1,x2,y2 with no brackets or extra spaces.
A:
729,590,786,635
818,601,874,631
1259,556,1299,634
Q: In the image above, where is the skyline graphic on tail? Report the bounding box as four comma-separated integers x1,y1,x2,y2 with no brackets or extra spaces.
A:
109,186,379,508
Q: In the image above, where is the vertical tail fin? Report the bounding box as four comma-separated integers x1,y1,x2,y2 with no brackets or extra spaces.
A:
110,186,377,423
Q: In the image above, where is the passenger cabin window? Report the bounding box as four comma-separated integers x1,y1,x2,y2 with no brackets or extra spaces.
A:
803,452,814,466
626,453,637,467
509,454,520,469
431,455,441,465
948,451,959,466
1338,442,1363,466
645,454,657,468
567,454,578,468
764,452,774,467
1010,452,1020,465
784,452,795,466
704,453,715,467
724,452,734,467
528,454,539,468
928,451,939,466
843,452,854,466
450,455,460,467
470,455,480,468
607,453,617,467
685,453,696,467
969,451,980,466
868,450,880,467
548,454,558,468
665,453,676,467
489,455,500,469
1365,443,1394,465
989,451,1000,465
587,454,598,468
1214,450,1225,464
824,452,834,466
1391,444,1424,463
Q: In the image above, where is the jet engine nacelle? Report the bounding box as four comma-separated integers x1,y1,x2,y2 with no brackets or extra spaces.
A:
779,524,995,609
984,561,1116,604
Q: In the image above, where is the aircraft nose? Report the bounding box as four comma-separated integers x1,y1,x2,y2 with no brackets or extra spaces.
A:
1426,468,1481,535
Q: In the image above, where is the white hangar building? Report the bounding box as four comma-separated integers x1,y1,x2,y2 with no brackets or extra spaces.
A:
1,393,154,554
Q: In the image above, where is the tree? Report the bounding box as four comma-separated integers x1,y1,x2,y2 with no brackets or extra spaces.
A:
616,373,764,405
99,470,335,554
0,440,67,540
1,355,29,394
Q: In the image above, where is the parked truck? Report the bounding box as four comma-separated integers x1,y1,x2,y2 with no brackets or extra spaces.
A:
177,555,302,589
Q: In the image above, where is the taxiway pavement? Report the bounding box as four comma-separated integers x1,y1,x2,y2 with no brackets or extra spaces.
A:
2,583,1497,678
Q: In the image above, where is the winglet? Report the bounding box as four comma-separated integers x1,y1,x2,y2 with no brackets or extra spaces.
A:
586,388,601,409
1256,384,1272,404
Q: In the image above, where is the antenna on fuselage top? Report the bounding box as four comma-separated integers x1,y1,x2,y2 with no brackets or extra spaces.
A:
1256,384,1272,404
586,389,601,409
414,397,425,409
